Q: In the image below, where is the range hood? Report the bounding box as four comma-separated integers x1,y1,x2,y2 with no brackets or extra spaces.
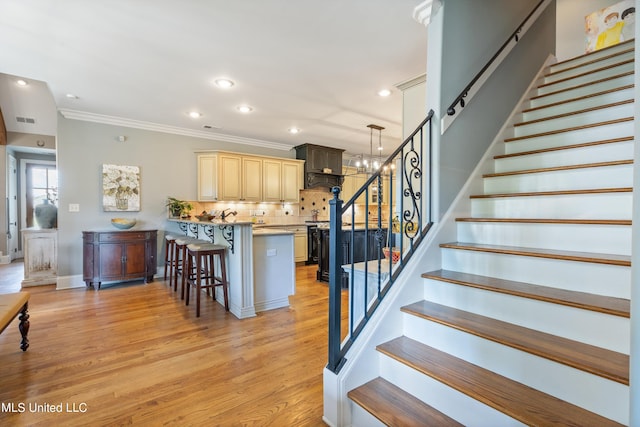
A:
294,143,344,189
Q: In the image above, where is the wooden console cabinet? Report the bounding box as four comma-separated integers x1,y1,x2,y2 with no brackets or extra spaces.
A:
83,230,157,289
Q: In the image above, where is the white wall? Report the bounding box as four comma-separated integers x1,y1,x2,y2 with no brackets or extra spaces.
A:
55,114,295,278
556,0,626,60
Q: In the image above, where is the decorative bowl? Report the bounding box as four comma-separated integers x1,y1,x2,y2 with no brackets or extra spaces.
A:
111,218,136,230
195,211,214,222
382,247,400,264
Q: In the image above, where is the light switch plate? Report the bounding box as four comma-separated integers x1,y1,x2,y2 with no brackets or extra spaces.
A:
69,203,80,212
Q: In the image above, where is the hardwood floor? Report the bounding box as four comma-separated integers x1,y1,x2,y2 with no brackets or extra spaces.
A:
0,262,336,426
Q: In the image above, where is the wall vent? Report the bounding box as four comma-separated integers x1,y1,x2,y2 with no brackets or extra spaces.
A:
16,116,36,124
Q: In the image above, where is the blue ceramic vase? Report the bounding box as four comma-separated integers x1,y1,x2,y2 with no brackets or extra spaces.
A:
35,199,58,229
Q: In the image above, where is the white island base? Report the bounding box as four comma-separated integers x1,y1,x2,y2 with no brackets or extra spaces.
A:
252,229,296,312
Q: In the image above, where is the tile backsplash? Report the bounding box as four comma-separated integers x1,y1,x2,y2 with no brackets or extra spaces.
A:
187,188,387,225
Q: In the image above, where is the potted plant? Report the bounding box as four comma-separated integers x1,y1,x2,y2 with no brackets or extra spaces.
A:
166,197,193,218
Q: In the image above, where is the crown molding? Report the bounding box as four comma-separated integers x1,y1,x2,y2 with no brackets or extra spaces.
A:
395,73,427,91
58,109,293,151
413,0,442,27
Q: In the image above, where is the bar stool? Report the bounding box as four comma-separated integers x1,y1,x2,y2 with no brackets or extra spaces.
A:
163,234,177,284
173,236,201,296
185,243,229,317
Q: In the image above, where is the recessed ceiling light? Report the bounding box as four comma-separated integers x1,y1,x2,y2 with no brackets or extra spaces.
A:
288,128,300,134
215,78,235,89
189,111,202,119
66,93,78,99
237,105,253,113
377,89,391,97
16,79,28,86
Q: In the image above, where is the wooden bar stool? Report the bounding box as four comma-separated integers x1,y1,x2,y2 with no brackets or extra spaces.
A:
185,243,229,317
173,237,201,296
163,234,177,284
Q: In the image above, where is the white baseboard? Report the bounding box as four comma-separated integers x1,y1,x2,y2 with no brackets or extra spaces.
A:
56,275,86,290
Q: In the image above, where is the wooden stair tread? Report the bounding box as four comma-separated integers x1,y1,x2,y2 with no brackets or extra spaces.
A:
523,85,634,114
546,47,635,78
401,301,629,384
530,71,634,102
439,242,631,266
551,39,634,69
470,187,632,199
538,59,635,89
504,117,634,142
483,159,632,178
514,99,634,127
494,136,634,159
421,269,630,317
348,377,464,427
378,336,625,426
455,217,631,226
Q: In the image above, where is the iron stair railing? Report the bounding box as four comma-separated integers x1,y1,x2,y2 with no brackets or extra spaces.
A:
327,110,434,373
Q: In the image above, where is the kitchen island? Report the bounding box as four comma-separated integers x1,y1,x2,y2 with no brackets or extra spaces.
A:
316,225,389,285
167,219,297,318
167,219,256,319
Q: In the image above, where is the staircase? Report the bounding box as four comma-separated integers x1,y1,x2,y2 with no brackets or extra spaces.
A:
347,41,634,426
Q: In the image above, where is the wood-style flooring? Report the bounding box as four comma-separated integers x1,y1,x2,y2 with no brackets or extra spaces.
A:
0,261,336,426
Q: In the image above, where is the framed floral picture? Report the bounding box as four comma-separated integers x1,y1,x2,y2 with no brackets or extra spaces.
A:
102,164,141,211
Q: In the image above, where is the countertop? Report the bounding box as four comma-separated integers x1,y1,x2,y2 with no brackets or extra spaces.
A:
168,218,253,226
252,223,309,228
252,228,294,236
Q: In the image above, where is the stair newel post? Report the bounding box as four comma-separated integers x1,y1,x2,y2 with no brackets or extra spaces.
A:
327,186,345,373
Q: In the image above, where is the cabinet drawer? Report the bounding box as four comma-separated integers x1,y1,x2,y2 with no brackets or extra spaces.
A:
99,232,148,242
286,226,307,234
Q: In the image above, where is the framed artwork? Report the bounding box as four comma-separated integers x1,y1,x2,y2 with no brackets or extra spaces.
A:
585,0,635,53
102,164,141,211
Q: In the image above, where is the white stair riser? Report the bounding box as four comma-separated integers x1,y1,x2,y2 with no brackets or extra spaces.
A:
471,192,632,220
495,140,634,173
522,87,633,122
514,103,633,137
529,74,634,109
504,121,634,154
549,45,634,73
456,222,631,255
421,278,629,353
350,404,386,427
379,355,526,427
441,248,630,298
401,318,630,425
483,164,633,194
536,61,634,95
544,51,635,84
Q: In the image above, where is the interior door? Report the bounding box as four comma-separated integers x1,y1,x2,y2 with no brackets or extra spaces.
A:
7,154,18,260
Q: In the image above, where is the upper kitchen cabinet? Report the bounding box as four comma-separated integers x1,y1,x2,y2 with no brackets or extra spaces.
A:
197,151,302,203
294,144,344,189
263,159,304,203
197,152,262,202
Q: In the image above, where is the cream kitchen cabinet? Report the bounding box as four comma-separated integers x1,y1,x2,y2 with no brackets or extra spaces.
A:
263,159,303,203
341,166,391,206
197,152,262,201
341,166,367,205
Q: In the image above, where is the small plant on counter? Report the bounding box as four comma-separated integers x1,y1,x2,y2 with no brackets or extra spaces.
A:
166,197,193,218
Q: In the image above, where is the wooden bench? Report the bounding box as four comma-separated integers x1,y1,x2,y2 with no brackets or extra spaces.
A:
0,292,30,351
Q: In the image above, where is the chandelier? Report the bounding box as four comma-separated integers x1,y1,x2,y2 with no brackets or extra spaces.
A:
354,124,385,175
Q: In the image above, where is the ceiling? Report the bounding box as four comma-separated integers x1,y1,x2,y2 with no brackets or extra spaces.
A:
0,1,428,157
